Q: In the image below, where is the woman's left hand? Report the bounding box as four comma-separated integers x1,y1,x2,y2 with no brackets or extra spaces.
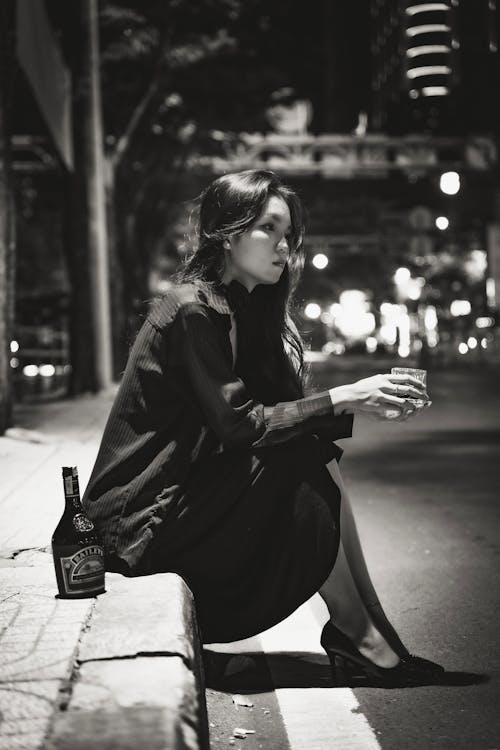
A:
384,399,432,422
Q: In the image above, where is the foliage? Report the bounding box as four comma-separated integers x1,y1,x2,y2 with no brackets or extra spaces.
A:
98,0,317,345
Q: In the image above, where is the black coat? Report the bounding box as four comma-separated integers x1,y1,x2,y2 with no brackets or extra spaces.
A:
82,279,354,583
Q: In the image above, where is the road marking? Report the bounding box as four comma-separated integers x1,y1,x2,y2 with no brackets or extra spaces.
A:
258,594,381,750
269,687,380,750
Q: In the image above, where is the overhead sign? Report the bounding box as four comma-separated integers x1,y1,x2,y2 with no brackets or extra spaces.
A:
203,134,497,178
16,0,73,170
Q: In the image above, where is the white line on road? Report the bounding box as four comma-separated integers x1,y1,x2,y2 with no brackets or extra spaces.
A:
268,687,381,750
258,594,382,750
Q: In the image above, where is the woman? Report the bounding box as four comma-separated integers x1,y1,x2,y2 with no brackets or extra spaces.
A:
82,168,443,684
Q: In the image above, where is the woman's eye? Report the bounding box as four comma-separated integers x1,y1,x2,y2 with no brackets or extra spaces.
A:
262,223,274,231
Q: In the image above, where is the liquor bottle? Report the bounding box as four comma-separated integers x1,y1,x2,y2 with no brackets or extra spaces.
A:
52,466,105,598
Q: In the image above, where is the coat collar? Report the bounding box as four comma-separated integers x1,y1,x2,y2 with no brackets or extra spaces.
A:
193,277,255,316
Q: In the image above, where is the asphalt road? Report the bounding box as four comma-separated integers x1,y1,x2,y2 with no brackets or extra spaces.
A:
206,361,500,750
316,360,499,749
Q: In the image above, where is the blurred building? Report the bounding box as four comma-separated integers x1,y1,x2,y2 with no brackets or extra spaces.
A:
177,1,500,367
318,2,371,133
371,0,500,135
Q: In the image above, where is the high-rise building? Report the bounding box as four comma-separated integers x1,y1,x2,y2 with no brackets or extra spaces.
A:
370,0,500,135
319,2,371,133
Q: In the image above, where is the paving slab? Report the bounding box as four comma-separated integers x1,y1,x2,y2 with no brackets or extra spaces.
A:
0,680,62,750
0,553,92,750
0,558,93,685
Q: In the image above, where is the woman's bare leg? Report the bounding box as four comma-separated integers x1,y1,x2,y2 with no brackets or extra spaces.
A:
322,457,408,656
318,538,400,667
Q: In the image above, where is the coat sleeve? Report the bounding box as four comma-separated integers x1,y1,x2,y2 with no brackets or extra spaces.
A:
284,311,355,446
171,302,354,451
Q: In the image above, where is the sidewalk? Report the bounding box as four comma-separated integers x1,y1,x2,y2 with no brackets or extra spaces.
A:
0,387,118,553
0,387,208,750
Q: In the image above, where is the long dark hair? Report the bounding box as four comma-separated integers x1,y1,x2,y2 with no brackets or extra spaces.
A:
171,169,311,404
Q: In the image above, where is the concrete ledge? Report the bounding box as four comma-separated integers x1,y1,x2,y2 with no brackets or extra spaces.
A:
47,656,201,750
77,572,200,664
47,571,209,750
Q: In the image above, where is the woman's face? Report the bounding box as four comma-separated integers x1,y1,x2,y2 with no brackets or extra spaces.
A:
223,195,292,292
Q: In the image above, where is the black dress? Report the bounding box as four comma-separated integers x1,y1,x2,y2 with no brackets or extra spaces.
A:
146,434,343,643
82,278,353,644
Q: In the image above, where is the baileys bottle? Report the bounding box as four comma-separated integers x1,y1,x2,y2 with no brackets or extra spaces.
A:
52,466,105,598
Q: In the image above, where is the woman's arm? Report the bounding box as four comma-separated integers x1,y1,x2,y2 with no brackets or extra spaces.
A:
171,302,354,451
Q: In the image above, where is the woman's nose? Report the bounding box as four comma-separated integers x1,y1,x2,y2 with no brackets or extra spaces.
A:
277,236,289,253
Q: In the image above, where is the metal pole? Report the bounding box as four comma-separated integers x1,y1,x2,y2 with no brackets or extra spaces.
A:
85,0,113,389
0,0,15,434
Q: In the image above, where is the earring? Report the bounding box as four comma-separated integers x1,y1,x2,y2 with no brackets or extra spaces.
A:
223,240,230,249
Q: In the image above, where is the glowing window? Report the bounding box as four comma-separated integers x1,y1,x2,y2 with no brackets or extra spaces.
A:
406,3,450,14
407,65,451,78
406,44,450,57
422,86,450,95
406,24,451,36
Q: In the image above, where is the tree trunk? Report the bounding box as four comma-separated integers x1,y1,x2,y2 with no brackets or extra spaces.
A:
63,5,97,395
104,165,128,379
0,0,16,435
84,0,113,390
63,0,113,394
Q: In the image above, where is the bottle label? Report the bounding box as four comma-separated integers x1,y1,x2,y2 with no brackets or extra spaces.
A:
72,514,94,533
64,474,74,496
58,545,105,595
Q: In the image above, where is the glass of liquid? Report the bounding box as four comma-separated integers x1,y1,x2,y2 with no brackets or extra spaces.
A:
384,367,431,419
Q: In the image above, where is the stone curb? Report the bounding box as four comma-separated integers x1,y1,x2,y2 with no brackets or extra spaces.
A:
0,550,209,750
48,571,210,750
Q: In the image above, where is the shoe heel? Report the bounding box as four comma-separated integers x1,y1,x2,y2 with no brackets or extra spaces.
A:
331,654,350,685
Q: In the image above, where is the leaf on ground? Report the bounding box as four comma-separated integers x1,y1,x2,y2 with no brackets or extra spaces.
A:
233,728,256,738
232,694,254,707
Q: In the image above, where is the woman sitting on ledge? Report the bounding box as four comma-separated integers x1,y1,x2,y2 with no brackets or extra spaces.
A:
82,168,443,684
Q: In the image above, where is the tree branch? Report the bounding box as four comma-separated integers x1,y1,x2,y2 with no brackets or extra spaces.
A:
109,75,160,170
109,30,171,172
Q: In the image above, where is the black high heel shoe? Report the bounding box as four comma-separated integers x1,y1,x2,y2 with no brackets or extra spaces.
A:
320,621,444,685
365,603,445,675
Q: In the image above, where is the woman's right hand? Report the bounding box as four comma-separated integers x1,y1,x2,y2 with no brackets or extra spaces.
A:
341,373,430,422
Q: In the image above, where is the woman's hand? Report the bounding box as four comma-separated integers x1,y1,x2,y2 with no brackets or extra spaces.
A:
339,373,430,422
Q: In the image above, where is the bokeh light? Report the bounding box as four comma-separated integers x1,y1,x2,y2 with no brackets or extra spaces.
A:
312,253,329,269
305,302,322,319
450,299,471,316
440,171,460,195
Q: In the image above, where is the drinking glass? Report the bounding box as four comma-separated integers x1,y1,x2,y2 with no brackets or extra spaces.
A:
391,367,430,406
